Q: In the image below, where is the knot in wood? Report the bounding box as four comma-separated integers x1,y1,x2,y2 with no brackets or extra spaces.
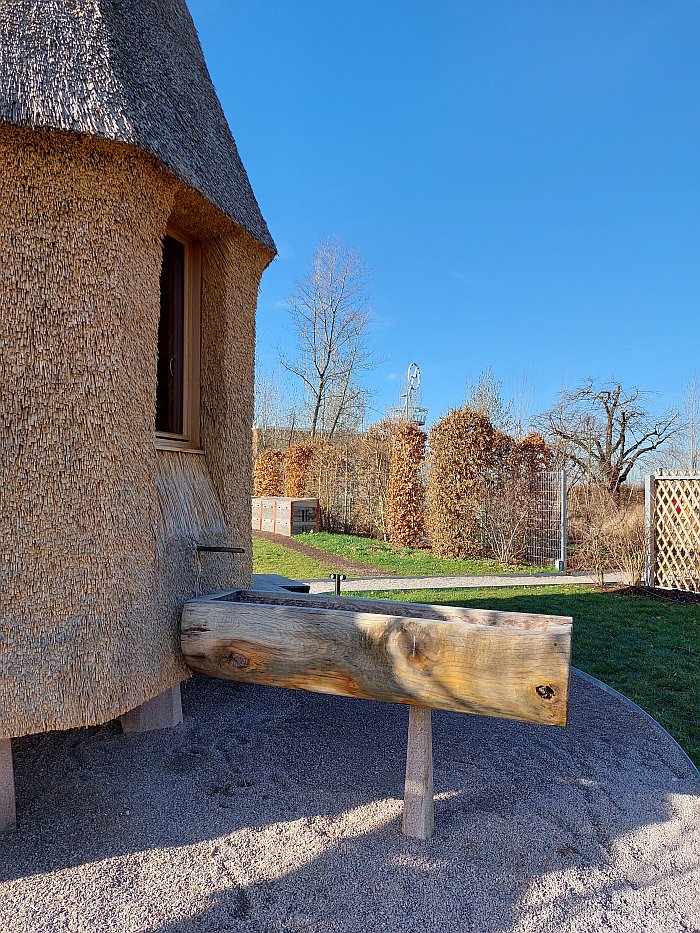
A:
536,684,555,701
395,624,438,671
224,651,249,670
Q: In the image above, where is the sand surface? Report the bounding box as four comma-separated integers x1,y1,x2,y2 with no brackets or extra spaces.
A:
1,672,698,932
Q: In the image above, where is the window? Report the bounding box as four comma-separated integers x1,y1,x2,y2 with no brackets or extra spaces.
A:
155,226,201,449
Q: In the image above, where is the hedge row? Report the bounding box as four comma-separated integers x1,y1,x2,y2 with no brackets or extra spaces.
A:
252,409,552,562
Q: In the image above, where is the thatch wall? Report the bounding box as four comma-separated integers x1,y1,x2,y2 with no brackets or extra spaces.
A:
0,125,269,738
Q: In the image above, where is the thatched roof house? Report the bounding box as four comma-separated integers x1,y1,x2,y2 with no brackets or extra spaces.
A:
0,0,275,799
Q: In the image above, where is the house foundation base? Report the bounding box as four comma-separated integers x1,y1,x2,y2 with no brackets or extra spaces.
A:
120,685,183,733
0,738,16,832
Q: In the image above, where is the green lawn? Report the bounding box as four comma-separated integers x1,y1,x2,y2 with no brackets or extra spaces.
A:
358,585,700,767
252,535,341,580
295,531,545,576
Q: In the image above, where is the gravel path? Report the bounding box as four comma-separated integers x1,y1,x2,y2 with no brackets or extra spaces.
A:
1,673,698,932
306,571,626,594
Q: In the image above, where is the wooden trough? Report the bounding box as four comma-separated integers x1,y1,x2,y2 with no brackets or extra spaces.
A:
181,590,572,839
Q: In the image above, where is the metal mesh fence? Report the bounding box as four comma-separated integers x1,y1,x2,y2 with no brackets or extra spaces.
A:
526,471,566,568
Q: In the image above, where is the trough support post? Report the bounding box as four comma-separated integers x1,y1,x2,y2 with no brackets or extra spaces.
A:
402,706,434,840
0,738,16,832
120,685,183,734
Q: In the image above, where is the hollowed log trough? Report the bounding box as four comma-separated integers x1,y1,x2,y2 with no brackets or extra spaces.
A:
181,590,572,839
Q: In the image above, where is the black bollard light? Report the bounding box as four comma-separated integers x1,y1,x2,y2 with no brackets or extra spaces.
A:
329,572,347,596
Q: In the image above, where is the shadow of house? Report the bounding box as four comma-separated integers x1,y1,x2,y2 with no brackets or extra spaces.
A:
0,0,275,825
0,674,698,931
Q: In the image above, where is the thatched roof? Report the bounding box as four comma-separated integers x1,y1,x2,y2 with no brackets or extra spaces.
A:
0,0,275,253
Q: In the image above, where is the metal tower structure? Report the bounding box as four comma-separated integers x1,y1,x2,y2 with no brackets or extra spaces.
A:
389,363,428,425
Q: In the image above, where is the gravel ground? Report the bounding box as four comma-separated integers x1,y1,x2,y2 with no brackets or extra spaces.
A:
1,672,698,933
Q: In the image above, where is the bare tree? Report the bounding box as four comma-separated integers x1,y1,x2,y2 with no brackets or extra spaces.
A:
510,371,536,439
687,376,700,472
465,365,513,432
253,365,299,453
280,239,374,438
651,376,700,473
666,376,700,472
465,367,537,439
540,379,682,496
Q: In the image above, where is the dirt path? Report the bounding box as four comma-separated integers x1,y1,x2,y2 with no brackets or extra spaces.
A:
253,530,397,579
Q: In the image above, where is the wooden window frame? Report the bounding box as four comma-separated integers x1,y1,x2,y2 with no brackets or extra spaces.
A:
155,224,202,452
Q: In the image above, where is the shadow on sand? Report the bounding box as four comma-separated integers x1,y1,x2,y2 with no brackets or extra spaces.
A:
1,670,698,932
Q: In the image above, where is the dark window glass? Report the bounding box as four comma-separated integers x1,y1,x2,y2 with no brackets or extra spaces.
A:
156,235,185,435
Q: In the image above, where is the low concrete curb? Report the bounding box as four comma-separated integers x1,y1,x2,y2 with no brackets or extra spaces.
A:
306,571,626,594
572,667,700,781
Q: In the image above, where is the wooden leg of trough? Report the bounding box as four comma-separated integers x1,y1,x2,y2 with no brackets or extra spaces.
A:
402,706,434,840
0,738,16,832
120,685,183,734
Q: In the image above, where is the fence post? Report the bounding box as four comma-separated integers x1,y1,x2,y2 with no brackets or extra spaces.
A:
645,474,656,587
559,471,568,572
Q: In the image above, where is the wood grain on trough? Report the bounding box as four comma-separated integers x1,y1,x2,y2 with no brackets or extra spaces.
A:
180,591,572,727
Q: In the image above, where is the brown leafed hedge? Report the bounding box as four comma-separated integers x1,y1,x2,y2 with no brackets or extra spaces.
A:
426,407,498,558
386,422,426,547
482,431,555,563
253,448,284,497
427,411,556,561
515,432,553,483
353,419,399,539
284,443,313,497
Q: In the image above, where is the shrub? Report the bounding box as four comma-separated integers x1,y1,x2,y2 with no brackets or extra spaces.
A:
481,432,554,564
253,448,284,497
426,407,497,558
284,444,313,497
307,438,353,532
386,422,426,547
353,419,398,538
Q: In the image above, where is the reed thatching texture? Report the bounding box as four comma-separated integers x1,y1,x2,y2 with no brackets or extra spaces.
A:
284,444,313,497
155,450,242,600
386,423,426,547
0,126,174,738
200,231,269,588
0,126,269,738
0,0,275,254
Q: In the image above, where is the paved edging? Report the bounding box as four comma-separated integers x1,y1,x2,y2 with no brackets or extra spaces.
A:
572,667,700,780
306,571,625,594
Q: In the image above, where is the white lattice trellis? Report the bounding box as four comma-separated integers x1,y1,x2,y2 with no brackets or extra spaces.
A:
647,473,700,592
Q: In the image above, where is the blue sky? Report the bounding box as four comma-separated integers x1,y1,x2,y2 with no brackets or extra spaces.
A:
188,0,700,427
